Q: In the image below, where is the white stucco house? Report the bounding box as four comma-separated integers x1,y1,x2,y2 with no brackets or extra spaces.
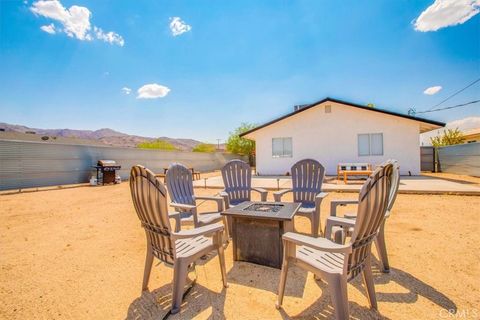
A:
241,97,445,176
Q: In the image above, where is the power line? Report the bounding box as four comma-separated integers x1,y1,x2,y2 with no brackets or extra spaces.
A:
425,77,480,111
416,99,480,114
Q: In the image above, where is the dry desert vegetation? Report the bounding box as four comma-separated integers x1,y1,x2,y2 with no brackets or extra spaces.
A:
1,182,479,319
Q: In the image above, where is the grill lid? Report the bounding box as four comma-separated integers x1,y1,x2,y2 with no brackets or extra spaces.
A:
97,160,117,166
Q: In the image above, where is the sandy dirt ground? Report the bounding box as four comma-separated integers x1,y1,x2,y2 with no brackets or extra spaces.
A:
421,172,480,187
1,182,479,320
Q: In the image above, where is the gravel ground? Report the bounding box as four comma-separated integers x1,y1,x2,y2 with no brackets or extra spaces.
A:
0,182,479,319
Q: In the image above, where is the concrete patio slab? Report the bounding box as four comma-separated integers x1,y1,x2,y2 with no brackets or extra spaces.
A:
193,175,480,195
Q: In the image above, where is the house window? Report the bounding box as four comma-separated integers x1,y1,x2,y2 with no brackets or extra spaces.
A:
358,133,383,156
272,138,292,158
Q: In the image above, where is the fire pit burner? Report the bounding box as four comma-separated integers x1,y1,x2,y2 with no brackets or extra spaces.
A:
243,203,284,213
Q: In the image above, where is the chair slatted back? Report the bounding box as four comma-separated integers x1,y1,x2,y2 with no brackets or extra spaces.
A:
387,160,400,214
130,165,175,265
291,159,325,207
221,160,252,205
345,163,393,280
166,163,195,206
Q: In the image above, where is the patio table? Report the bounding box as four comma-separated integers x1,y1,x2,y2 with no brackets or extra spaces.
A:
222,201,300,268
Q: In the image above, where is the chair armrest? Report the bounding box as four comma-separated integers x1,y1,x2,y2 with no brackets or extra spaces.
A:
219,191,230,209
194,195,224,211
170,202,196,212
324,216,356,239
282,232,352,254
330,199,359,217
315,192,329,206
171,223,224,239
252,187,268,201
273,189,292,202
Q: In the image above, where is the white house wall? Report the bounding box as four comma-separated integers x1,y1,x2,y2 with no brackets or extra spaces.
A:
248,101,422,176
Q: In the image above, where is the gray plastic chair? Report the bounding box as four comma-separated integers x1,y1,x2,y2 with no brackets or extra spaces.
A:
329,160,400,272
220,159,267,208
276,163,394,319
166,163,226,235
129,165,228,314
274,159,328,237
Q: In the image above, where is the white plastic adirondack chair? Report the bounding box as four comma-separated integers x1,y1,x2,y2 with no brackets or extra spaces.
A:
328,160,400,272
166,163,227,235
129,165,228,315
276,163,394,320
274,159,328,237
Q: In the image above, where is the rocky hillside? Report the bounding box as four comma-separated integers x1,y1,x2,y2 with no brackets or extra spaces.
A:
0,122,202,150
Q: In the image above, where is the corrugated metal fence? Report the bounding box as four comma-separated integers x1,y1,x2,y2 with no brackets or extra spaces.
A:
437,142,480,176
0,139,246,191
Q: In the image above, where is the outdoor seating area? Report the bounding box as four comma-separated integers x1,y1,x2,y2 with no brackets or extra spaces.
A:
1,164,479,319
121,158,469,319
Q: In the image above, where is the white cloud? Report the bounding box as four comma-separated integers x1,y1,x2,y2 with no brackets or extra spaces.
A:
169,17,192,36
122,87,132,95
93,26,124,46
447,116,480,131
420,116,480,145
40,23,56,34
31,0,91,40
137,83,171,99
423,85,443,95
30,0,124,45
413,0,480,32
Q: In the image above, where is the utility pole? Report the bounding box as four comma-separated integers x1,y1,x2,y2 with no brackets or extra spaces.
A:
216,139,221,150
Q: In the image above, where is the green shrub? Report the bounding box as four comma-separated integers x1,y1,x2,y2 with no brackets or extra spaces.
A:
137,139,178,151
193,143,216,153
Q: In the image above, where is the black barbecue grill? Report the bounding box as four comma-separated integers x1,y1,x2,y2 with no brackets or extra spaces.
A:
93,160,121,185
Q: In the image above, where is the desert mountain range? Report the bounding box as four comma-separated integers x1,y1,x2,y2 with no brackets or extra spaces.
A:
0,122,202,150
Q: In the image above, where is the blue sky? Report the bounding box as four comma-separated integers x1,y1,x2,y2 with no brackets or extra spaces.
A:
0,0,479,142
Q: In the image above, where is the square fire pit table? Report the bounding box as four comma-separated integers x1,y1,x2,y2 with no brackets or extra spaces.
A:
222,201,300,268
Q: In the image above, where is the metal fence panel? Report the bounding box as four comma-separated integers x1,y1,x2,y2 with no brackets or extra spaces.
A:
0,139,246,190
437,142,480,176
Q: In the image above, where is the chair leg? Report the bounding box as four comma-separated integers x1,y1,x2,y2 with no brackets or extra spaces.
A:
222,217,230,242
333,228,345,244
326,274,349,320
375,222,390,273
142,246,154,291
362,255,378,310
171,260,189,314
217,239,228,288
276,256,290,309
174,215,181,232
311,214,320,238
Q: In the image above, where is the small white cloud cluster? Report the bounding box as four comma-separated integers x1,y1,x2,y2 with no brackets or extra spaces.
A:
40,23,56,34
31,0,124,46
169,17,192,36
137,83,171,99
93,26,125,46
423,86,442,95
413,0,480,32
121,87,132,95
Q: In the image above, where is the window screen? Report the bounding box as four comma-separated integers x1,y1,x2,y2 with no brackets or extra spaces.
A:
370,133,383,155
272,138,292,157
358,133,383,156
358,134,370,156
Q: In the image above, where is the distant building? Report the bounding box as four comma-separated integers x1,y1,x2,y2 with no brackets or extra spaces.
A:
464,128,480,143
